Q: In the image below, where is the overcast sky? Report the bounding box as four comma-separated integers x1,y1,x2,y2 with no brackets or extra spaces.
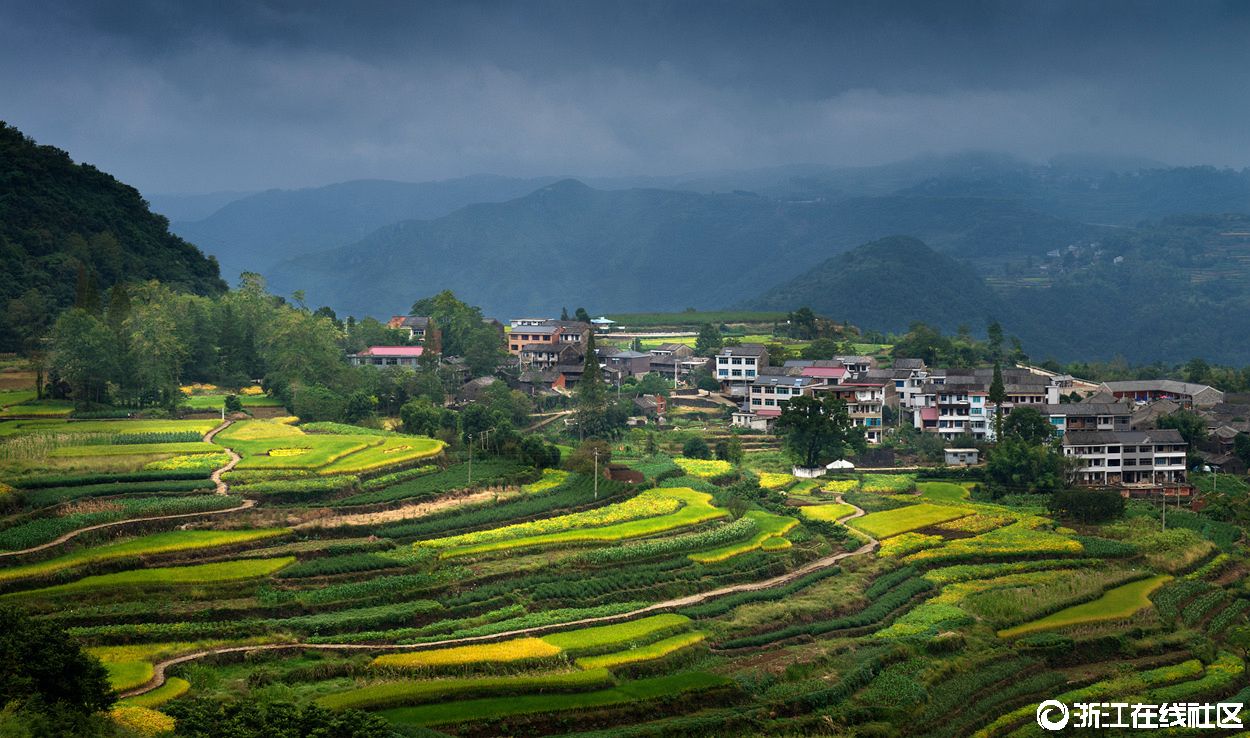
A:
3,0,1249,194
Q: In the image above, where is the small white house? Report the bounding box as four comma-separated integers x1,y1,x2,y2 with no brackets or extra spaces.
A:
944,448,979,466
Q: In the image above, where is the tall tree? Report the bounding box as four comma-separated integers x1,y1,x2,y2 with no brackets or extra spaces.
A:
0,607,113,720
576,332,611,438
986,320,1004,361
774,393,866,469
560,306,570,321
1003,406,1055,445
989,360,1006,442
574,307,592,323
694,323,722,357
49,308,115,405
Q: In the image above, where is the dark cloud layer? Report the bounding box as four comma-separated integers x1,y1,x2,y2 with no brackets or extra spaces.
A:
2,0,1248,193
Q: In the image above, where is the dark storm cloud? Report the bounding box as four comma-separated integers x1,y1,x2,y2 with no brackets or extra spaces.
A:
2,0,1248,193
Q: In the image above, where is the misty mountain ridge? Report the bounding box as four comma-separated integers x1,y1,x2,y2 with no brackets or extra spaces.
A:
264,177,1100,320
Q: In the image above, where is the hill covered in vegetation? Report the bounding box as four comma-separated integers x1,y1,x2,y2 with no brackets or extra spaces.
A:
745,236,1009,334
0,122,225,351
266,179,1095,319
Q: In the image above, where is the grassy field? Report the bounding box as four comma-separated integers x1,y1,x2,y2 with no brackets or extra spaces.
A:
998,574,1173,638
849,502,973,539
181,393,285,409
799,502,856,522
917,481,971,502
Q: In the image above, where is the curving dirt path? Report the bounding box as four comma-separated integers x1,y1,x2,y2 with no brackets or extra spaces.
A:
0,420,250,560
120,497,878,698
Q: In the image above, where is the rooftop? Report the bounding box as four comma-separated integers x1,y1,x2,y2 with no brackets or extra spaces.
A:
357,345,424,357
718,344,769,357
1062,429,1186,446
1100,379,1222,397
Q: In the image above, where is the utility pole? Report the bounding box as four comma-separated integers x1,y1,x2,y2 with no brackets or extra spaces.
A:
593,448,600,500
467,432,473,485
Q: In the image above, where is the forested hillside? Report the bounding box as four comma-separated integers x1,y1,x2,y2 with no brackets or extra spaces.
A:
744,236,1008,334
0,123,225,351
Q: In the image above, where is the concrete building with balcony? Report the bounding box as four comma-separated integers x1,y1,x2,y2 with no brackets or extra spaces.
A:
1062,429,1189,490
1038,402,1134,436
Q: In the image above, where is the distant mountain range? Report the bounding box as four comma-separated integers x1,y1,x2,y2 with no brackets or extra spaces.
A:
263,179,1096,321
145,152,1250,363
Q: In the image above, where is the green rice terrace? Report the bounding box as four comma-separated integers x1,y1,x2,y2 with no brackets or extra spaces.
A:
2,411,1249,737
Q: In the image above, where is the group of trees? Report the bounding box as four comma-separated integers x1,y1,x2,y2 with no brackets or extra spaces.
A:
39,278,508,426
891,321,1027,367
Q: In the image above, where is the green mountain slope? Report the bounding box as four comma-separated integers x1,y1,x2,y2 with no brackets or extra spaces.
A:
743,236,1008,333
748,217,1250,364
0,122,225,350
266,180,1094,319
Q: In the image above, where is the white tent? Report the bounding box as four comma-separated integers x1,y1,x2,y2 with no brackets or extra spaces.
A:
826,459,855,470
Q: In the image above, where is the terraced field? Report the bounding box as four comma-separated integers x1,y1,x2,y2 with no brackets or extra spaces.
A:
2,415,1247,737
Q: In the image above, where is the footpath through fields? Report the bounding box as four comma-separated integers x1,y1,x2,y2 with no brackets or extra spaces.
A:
121,497,878,698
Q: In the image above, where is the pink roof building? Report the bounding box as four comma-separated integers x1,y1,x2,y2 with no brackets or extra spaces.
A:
350,345,424,367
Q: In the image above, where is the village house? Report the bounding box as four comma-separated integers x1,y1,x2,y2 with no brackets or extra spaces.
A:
1038,402,1134,436
508,323,562,355
1061,429,1189,493
944,448,980,466
1097,380,1224,408
348,345,424,368
598,348,652,378
716,344,769,397
386,315,434,342
910,367,1062,441
519,342,580,369
816,374,889,444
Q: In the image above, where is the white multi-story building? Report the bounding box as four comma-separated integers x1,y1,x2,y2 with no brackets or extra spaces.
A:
716,345,769,398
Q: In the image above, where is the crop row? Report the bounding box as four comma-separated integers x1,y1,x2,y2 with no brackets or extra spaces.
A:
12,469,211,490
318,668,616,711
718,576,933,649
332,460,530,506
0,495,243,550
688,510,796,563
575,517,760,565
3,556,295,600
19,478,215,509
275,552,406,579
376,671,734,728
429,489,727,559
680,564,843,619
